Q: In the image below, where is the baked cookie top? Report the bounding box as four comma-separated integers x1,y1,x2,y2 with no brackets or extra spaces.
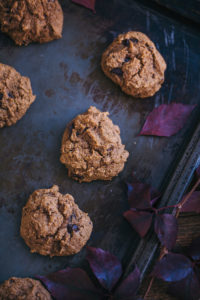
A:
0,277,52,300
101,31,167,98
60,106,129,182
0,0,63,46
20,185,93,257
0,63,35,128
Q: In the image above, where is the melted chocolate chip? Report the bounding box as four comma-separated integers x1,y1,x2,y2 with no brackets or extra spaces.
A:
0,93,3,100
111,68,123,76
124,56,131,63
67,224,79,234
122,39,130,46
131,38,139,44
72,174,84,180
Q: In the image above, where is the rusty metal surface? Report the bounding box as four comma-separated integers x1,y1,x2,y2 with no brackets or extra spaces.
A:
0,0,200,282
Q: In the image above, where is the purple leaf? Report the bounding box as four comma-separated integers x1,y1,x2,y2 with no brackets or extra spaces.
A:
36,268,104,300
86,247,122,291
114,266,140,300
168,269,200,300
180,191,200,213
124,210,152,238
139,103,196,137
154,214,178,250
126,182,152,209
72,0,96,12
152,253,193,282
187,236,200,261
150,188,161,206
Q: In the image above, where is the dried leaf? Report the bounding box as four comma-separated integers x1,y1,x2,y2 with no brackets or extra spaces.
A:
154,214,178,250
72,0,96,12
123,210,153,238
86,247,122,291
36,268,104,300
168,269,200,300
139,103,196,137
180,191,200,213
114,266,141,300
152,253,193,282
126,182,152,210
187,236,200,261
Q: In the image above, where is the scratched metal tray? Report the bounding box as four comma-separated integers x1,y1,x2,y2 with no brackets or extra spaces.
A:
0,0,199,285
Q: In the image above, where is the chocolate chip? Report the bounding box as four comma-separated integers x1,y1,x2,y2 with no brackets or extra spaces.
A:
122,39,130,46
111,68,123,76
67,224,79,234
0,93,3,100
68,212,76,222
107,146,114,152
124,56,131,63
131,38,138,44
152,74,155,78
72,174,84,180
8,92,14,98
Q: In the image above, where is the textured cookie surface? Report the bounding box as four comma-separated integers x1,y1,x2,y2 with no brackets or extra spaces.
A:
101,31,167,98
0,63,35,128
0,0,63,46
20,185,93,256
0,277,52,300
60,106,129,182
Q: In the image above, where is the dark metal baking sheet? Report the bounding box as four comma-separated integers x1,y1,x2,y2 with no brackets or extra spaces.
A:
0,0,200,284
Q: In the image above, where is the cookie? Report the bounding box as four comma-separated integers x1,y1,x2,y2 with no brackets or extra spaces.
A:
20,185,93,256
0,63,35,128
60,106,129,182
0,277,52,300
101,31,167,98
0,0,64,46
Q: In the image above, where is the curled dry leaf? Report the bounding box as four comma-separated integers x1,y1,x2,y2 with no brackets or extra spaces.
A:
152,252,193,282
36,267,104,300
180,191,200,213
114,266,141,300
154,214,178,250
139,103,196,137
86,246,122,291
123,210,153,238
72,0,96,12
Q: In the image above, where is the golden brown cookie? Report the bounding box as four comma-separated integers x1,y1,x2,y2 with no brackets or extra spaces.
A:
0,277,52,300
20,185,93,257
101,31,167,98
0,63,35,128
0,0,64,46
60,106,129,182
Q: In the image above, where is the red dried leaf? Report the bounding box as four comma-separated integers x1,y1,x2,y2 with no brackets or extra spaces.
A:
152,253,193,282
154,214,178,250
127,182,152,209
187,236,200,261
168,269,200,300
86,247,122,291
36,268,104,300
114,266,141,300
72,0,96,12
180,191,200,213
139,103,196,137
123,210,152,238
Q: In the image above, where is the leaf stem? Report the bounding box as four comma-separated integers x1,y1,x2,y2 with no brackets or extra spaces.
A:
144,176,200,299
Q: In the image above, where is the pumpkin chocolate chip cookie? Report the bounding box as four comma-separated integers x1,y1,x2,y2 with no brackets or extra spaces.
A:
0,277,52,300
60,106,129,182
0,0,64,46
20,185,93,257
0,63,35,128
101,31,167,98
